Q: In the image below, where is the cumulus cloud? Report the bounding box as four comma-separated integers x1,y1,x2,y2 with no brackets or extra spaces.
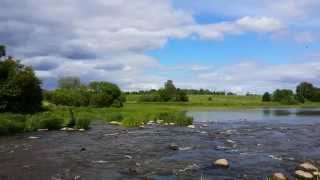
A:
0,0,287,91
189,61,320,94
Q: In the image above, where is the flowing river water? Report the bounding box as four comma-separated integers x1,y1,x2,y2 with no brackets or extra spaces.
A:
1,108,320,180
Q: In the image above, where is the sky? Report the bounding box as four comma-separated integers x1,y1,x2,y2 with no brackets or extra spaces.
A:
1,0,320,94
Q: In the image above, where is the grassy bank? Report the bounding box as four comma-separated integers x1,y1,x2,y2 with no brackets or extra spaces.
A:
1,94,320,135
126,94,320,109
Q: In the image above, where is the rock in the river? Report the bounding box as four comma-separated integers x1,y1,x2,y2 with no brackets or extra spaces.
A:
109,121,122,125
270,172,287,180
295,170,313,179
187,125,195,129
28,136,40,139
313,171,320,176
61,127,76,131
78,129,85,132
156,120,163,124
128,167,140,175
168,143,179,151
297,162,318,172
213,159,229,168
169,122,175,125
37,129,48,131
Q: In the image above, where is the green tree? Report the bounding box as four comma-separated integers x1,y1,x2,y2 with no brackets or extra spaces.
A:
159,80,177,101
58,76,81,89
0,45,5,58
272,89,297,105
262,92,271,102
89,81,123,107
0,58,43,113
296,82,314,102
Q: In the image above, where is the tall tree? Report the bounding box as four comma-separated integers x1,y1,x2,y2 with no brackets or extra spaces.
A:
296,82,315,102
0,45,5,58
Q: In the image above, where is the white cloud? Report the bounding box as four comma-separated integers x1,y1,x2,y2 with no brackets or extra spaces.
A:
236,16,283,32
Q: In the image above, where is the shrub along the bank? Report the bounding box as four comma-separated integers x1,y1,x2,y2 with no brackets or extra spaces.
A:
0,111,92,135
45,80,126,108
120,111,193,127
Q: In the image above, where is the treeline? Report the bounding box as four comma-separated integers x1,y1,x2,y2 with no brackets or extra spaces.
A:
127,88,235,96
262,82,320,104
138,80,188,102
44,77,126,108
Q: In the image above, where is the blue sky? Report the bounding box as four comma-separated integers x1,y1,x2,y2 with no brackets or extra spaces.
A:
1,0,320,93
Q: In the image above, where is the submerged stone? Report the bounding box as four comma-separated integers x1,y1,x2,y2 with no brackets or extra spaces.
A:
168,143,179,151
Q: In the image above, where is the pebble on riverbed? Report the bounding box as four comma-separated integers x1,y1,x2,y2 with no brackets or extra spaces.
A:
296,162,319,172
187,125,195,129
295,170,313,179
213,159,229,169
270,172,287,180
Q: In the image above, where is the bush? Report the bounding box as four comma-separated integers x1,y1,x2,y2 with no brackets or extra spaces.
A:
0,114,26,134
45,80,125,108
262,92,271,102
25,115,41,131
122,116,144,127
111,99,123,108
0,58,43,113
139,80,189,102
157,112,193,126
76,118,91,130
0,120,9,135
105,113,123,122
280,95,298,105
272,89,295,103
40,115,64,130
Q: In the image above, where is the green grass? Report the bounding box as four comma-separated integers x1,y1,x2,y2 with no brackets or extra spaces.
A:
126,94,320,108
1,94,320,135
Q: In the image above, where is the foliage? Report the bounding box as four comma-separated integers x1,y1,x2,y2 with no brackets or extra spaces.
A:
45,80,124,108
76,118,91,130
157,112,193,126
262,92,271,102
0,58,43,113
67,108,76,127
0,45,5,57
58,76,81,90
39,113,64,130
139,80,189,102
105,113,123,122
296,82,320,102
296,82,315,102
272,89,298,105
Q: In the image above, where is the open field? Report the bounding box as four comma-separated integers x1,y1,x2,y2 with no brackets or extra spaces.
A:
126,94,320,109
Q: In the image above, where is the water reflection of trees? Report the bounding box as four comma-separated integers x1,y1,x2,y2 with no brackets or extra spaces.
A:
272,110,291,116
296,110,320,116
